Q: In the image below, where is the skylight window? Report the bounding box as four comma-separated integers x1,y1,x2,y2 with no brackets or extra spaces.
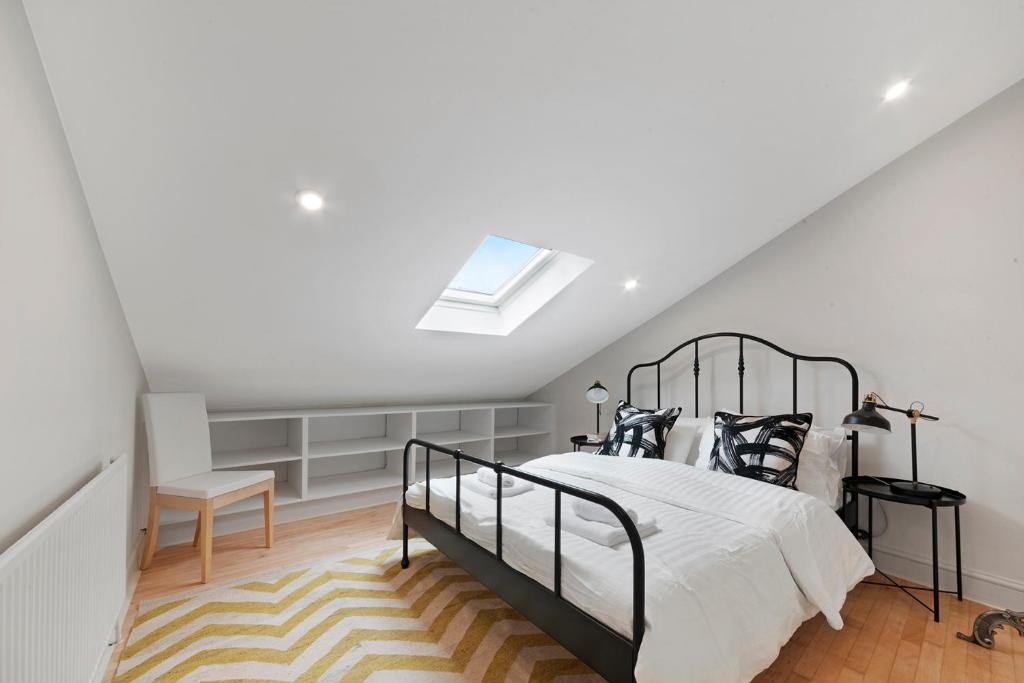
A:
417,234,592,336
440,235,554,307
447,235,545,296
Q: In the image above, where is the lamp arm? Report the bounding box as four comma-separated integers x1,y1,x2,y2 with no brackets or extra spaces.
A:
867,394,939,422
872,403,939,421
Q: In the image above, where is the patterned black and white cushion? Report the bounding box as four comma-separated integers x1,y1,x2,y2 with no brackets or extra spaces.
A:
709,411,812,488
596,401,682,459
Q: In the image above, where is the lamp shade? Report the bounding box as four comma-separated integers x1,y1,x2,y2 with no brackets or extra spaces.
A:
585,380,609,404
842,400,892,433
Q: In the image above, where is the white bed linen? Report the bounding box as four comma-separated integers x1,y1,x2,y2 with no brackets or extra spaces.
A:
391,453,873,683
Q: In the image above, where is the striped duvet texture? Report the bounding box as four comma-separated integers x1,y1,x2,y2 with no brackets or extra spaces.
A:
398,452,874,682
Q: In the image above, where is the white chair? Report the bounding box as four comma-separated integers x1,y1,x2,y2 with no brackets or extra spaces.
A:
140,393,275,583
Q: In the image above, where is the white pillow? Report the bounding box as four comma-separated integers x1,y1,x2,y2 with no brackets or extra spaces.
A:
663,417,713,465
694,416,717,469
796,426,847,509
693,409,847,508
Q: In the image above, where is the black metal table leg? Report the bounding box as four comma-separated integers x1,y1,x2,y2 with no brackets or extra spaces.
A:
402,523,410,568
867,496,873,558
844,476,965,623
955,505,963,601
931,504,940,622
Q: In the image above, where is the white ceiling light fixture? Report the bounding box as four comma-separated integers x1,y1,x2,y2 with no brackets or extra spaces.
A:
295,190,324,212
883,80,910,102
624,279,639,291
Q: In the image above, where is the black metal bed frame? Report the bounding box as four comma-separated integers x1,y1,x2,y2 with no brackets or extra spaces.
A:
401,439,645,682
401,332,861,682
626,332,860,480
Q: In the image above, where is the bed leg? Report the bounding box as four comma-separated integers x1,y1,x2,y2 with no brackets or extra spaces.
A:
401,524,410,568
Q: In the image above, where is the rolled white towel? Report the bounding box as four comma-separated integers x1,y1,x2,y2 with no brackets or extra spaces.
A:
543,511,659,548
476,467,513,488
462,475,533,499
572,498,638,526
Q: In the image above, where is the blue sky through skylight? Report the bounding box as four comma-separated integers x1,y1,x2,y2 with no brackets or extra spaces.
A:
446,235,543,295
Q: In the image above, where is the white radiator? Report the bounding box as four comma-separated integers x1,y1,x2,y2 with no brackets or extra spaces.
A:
0,456,128,683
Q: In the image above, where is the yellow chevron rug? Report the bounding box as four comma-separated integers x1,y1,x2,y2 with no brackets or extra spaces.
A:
115,540,602,682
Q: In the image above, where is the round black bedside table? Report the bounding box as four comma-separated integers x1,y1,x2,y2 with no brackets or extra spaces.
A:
843,475,966,622
570,435,604,452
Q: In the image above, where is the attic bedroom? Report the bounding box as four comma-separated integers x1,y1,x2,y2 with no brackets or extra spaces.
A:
2,1,1023,682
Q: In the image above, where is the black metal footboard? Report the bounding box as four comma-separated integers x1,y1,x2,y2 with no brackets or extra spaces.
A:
400,438,645,683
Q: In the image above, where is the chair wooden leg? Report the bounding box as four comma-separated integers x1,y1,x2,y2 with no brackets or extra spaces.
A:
199,501,214,583
263,482,274,548
141,488,160,570
192,513,202,548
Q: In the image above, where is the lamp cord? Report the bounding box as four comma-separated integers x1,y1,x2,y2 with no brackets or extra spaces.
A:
859,475,891,539
872,393,895,410
875,393,928,417
870,498,889,538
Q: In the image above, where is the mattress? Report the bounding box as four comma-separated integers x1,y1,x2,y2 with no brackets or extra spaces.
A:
393,453,874,683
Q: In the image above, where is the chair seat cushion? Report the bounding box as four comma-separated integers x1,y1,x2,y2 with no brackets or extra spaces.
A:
158,470,274,499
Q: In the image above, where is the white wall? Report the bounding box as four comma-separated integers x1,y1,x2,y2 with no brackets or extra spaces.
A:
532,79,1024,607
0,0,149,555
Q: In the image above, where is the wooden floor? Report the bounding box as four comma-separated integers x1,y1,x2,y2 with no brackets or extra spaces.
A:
752,579,1023,683
107,503,1022,682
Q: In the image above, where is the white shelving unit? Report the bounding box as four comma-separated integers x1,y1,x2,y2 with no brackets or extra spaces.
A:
493,404,556,467
160,401,553,527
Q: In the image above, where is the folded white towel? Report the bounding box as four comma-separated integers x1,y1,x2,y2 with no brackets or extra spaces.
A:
543,511,659,548
572,498,638,526
462,475,533,499
476,467,513,488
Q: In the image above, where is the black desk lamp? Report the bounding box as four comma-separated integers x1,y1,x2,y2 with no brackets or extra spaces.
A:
585,380,610,433
842,392,942,499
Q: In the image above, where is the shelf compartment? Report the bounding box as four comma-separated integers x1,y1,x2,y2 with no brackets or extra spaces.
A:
423,459,482,480
493,405,555,460
209,417,304,468
308,412,412,460
493,425,550,439
212,446,301,469
415,407,493,446
415,430,490,446
412,437,491,483
493,450,539,467
306,469,403,499
495,406,553,434
308,436,406,459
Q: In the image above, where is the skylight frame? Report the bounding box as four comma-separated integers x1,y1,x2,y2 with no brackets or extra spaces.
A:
417,247,593,336
439,245,555,309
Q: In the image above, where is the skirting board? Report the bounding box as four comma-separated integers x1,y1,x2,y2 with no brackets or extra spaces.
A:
872,542,1024,610
156,487,399,548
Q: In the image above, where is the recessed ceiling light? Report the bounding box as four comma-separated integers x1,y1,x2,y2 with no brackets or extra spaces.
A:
884,80,910,102
623,279,638,291
296,190,324,212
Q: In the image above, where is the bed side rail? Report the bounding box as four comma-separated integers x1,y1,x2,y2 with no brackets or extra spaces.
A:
400,438,646,657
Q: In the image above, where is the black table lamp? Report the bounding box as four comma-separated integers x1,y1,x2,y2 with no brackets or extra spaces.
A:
842,392,942,499
585,380,610,433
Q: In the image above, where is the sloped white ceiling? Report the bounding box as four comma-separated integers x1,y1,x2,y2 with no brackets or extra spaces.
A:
24,1,1024,409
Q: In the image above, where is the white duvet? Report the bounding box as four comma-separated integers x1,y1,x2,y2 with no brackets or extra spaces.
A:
391,453,873,683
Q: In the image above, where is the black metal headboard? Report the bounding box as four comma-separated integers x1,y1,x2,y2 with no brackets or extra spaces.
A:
625,332,860,477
